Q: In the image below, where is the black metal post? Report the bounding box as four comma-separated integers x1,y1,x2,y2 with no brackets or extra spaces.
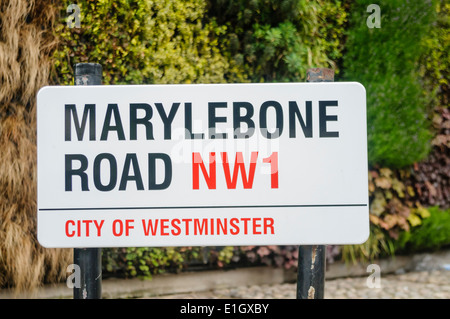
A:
297,245,326,299
73,63,102,299
296,68,334,299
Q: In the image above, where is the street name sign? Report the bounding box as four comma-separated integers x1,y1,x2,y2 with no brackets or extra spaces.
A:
37,82,369,248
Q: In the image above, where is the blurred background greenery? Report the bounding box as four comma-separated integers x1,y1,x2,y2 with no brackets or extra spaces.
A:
0,0,448,289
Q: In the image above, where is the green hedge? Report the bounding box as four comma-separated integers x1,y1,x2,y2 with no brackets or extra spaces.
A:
342,0,437,168
54,0,232,85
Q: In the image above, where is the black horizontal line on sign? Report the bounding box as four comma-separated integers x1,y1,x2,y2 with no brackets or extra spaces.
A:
39,204,368,211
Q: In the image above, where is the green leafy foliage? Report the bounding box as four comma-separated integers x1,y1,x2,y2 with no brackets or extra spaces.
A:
102,247,203,279
395,206,450,252
53,0,232,85
419,0,449,111
207,0,347,82
343,0,437,167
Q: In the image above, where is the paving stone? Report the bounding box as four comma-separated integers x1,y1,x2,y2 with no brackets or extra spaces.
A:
159,268,450,299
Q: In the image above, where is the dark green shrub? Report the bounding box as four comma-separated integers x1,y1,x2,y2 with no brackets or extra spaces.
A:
102,247,204,279
207,0,348,82
396,206,450,252
342,0,437,167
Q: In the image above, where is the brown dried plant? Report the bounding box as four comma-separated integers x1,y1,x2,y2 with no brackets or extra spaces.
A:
0,0,71,292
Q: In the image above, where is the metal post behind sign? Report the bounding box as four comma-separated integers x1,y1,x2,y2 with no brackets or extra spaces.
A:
73,63,103,299
296,68,334,299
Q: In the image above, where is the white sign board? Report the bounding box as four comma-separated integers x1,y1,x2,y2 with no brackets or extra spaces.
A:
37,82,368,248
